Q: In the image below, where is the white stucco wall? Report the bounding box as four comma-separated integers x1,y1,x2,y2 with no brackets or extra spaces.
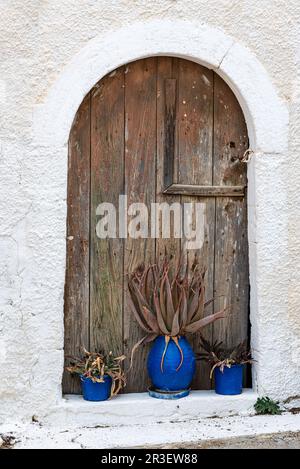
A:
0,0,299,425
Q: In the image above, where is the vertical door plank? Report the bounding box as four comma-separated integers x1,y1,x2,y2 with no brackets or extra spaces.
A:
163,76,177,189
177,59,215,389
213,73,249,363
63,94,91,394
90,68,124,358
123,58,157,392
156,58,181,266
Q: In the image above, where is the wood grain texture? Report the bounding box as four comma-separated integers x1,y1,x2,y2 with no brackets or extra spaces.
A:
123,58,157,392
163,78,177,188
212,73,249,366
90,67,124,358
63,93,91,394
64,58,250,393
156,58,181,268
163,184,245,197
177,60,215,390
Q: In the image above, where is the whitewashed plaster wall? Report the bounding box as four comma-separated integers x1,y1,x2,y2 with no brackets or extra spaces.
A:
0,0,299,424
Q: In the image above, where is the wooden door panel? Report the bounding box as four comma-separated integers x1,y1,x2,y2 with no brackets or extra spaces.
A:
63,94,91,394
123,58,157,392
213,74,249,355
64,57,249,394
177,60,215,389
156,58,181,269
90,67,125,358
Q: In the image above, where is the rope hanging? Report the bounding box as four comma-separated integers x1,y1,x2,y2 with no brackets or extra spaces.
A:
240,149,254,163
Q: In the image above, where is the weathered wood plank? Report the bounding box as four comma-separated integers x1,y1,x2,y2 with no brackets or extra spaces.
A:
63,93,91,394
177,59,215,390
123,58,157,392
163,78,177,188
212,73,249,381
90,67,124,359
156,58,182,267
163,184,245,197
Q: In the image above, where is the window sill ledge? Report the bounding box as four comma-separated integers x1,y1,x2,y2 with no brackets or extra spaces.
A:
44,389,257,428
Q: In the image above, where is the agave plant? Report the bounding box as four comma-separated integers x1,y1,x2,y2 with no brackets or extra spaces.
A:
66,349,126,396
127,256,227,369
197,335,252,378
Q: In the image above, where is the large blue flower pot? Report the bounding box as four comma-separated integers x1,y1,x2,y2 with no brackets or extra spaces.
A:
214,364,244,395
147,336,196,392
80,374,112,401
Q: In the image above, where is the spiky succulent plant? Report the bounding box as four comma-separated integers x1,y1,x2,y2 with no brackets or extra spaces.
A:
66,349,126,396
127,256,227,368
197,335,252,378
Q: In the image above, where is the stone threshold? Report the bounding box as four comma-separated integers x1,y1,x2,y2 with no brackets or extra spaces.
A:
44,389,257,428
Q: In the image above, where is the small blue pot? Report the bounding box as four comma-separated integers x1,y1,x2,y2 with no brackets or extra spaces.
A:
147,336,196,392
214,364,244,395
80,374,112,401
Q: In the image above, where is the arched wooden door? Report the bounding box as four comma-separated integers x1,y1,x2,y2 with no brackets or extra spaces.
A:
63,57,249,394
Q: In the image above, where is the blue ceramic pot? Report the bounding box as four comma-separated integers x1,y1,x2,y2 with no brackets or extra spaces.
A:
80,374,112,401
147,336,196,392
214,364,244,395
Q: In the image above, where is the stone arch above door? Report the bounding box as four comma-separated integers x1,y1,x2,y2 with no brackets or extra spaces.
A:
63,57,250,394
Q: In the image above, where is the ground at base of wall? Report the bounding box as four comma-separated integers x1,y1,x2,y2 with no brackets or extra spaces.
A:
154,432,300,449
0,413,300,449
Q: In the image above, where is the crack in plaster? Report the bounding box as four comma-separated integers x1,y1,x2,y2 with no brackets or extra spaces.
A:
216,40,235,69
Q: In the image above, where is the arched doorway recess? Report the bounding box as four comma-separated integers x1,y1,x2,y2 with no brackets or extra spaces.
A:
64,56,249,393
